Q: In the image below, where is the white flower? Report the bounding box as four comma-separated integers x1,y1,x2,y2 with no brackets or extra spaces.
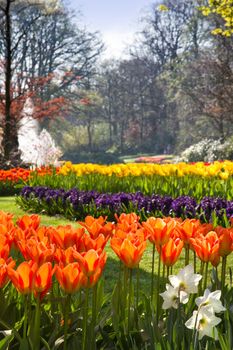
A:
160,284,179,309
196,289,226,313
185,306,222,340
169,264,202,295
160,283,190,309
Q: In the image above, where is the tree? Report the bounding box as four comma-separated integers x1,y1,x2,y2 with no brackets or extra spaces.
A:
96,58,170,154
200,0,233,36
133,0,206,70
0,1,103,165
0,0,62,163
177,48,233,141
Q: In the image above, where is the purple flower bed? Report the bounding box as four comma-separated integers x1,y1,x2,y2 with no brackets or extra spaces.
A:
17,186,233,224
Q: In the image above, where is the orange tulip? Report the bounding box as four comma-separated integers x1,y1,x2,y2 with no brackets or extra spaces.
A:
18,239,55,265
115,212,141,233
55,263,85,293
73,249,107,277
54,247,76,265
0,258,15,288
16,215,40,231
0,235,10,260
159,237,184,267
79,215,114,239
214,226,233,257
190,231,220,266
0,211,14,229
196,223,214,236
111,234,146,269
13,227,36,247
82,233,108,251
143,217,176,246
51,226,85,249
175,219,201,245
82,267,103,288
34,262,53,299
7,261,37,294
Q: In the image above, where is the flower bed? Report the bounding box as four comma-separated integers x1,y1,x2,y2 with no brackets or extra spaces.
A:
17,186,233,225
0,167,58,195
0,211,232,349
1,162,233,199
59,161,233,178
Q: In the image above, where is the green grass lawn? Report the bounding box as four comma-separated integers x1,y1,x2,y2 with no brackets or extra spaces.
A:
0,196,232,295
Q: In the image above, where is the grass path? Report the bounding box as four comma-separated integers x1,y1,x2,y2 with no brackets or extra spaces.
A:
0,196,232,293
0,196,76,226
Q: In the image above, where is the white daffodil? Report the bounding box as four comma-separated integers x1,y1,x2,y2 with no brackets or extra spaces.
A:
169,264,202,295
185,306,222,340
160,284,189,309
196,289,226,313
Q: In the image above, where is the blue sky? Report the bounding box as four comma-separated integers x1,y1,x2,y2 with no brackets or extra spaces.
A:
68,0,155,58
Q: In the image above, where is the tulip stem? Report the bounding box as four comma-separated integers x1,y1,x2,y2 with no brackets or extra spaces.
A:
204,262,209,291
91,284,97,349
199,261,204,294
193,251,196,273
151,244,155,302
23,295,29,340
82,288,89,350
221,256,227,290
136,265,140,309
162,263,165,281
34,296,41,350
185,246,190,266
156,248,161,322
128,268,133,333
64,294,71,350
123,265,128,327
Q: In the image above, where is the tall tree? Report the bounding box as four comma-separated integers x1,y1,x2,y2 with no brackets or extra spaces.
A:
0,0,103,164
0,0,61,162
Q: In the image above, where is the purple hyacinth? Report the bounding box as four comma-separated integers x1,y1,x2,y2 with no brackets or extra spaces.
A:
19,186,233,222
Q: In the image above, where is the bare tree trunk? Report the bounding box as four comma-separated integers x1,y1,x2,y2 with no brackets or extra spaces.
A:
2,1,19,160
87,120,92,151
120,121,125,154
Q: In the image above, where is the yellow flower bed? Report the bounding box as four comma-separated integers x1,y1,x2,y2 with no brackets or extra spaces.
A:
59,161,233,179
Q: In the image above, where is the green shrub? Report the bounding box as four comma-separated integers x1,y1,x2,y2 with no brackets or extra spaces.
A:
61,151,122,164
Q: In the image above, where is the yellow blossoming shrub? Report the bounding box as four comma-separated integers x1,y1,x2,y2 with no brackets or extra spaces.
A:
200,0,233,36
